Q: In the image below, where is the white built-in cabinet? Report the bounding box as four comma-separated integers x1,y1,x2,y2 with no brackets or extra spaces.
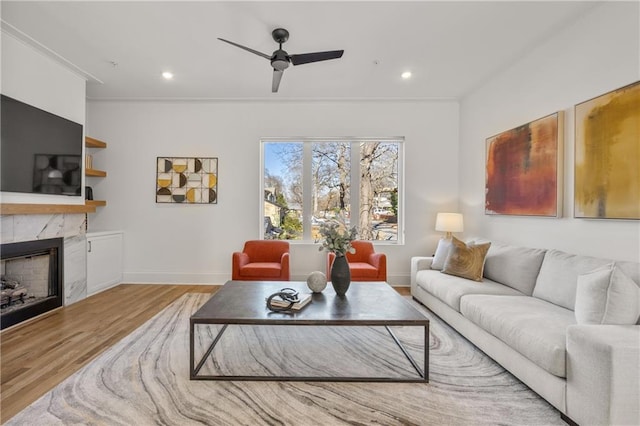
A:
86,231,123,296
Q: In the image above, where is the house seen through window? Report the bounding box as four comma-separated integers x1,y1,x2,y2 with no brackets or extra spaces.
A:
262,138,403,243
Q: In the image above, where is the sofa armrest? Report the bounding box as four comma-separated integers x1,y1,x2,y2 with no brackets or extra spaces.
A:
566,324,640,426
410,256,434,294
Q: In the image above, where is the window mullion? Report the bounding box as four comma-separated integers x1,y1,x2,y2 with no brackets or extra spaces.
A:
302,142,313,241
349,141,360,230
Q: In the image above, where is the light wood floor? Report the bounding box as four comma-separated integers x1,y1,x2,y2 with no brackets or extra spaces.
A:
0,284,411,423
0,284,218,423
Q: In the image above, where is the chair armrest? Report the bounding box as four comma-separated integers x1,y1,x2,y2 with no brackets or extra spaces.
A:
566,324,640,426
368,252,384,268
232,252,249,280
410,256,434,293
368,253,387,281
280,252,290,280
233,252,249,267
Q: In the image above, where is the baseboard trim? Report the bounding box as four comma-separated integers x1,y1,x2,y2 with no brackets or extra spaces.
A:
122,272,411,286
122,272,229,284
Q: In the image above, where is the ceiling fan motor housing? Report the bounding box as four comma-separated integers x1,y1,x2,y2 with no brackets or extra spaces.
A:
271,50,290,71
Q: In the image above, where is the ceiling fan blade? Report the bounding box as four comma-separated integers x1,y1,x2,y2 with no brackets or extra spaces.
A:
217,38,271,60
272,69,284,93
290,50,344,66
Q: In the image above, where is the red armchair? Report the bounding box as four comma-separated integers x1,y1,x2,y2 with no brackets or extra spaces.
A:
327,240,387,281
232,240,290,281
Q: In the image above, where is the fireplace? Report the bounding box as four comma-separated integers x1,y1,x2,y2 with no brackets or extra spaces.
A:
1,238,63,329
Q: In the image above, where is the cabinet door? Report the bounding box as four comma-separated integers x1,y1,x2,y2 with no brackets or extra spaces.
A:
87,233,123,296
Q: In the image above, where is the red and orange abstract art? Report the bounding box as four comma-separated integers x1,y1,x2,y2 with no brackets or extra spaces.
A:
485,112,563,216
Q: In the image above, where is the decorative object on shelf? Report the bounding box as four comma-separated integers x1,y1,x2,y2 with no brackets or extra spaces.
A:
306,271,327,293
574,80,640,220
485,112,563,217
432,212,464,271
85,186,93,201
317,216,358,296
156,157,218,204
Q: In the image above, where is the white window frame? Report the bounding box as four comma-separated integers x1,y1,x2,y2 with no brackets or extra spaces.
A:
260,137,404,245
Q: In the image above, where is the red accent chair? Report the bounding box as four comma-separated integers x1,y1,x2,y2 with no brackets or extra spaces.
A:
327,240,387,282
232,240,290,281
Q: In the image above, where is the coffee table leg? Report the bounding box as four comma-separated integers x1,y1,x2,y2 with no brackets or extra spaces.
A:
192,323,229,379
385,325,427,381
190,320,195,379
424,323,429,383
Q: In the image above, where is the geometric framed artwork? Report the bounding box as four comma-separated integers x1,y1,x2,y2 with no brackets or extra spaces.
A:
574,80,639,219
485,112,563,217
156,157,218,204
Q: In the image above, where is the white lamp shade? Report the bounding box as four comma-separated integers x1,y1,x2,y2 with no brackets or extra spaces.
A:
435,212,464,233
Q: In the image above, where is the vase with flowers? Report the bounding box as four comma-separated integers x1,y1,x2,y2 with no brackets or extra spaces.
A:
317,217,358,296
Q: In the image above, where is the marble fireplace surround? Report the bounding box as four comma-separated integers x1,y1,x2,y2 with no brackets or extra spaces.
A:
1,213,87,306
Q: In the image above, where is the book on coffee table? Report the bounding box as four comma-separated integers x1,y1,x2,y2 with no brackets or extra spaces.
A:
268,293,312,310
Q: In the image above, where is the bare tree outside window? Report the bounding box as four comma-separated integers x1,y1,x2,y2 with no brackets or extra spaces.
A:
359,142,399,241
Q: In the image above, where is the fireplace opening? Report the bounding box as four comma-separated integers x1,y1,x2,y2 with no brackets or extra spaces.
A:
1,238,63,330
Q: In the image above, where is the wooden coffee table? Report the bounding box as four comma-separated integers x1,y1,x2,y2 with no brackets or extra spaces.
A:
190,281,429,382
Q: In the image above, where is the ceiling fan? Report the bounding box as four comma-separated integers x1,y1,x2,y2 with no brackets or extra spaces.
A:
218,28,344,93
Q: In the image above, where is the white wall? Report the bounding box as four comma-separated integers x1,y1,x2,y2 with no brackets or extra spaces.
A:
459,1,640,262
0,31,87,204
86,100,459,285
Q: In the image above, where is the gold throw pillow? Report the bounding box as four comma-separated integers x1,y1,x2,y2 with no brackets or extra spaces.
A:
442,237,491,282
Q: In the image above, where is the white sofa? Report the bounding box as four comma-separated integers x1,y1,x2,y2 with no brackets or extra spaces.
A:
411,241,640,426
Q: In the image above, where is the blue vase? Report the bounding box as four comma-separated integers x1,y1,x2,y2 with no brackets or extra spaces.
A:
330,254,351,297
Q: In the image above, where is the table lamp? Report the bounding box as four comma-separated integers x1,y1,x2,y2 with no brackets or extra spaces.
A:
435,212,464,239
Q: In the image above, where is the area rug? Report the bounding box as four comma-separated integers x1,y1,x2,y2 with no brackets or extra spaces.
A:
6,294,563,425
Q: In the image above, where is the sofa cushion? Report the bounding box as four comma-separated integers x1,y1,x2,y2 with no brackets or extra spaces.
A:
460,295,576,377
483,242,546,296
431,238,453,270
533,249,614,310
239,262,283,277
348,262,379,279
442,237,491,282
614,261,640,287
575,264,640,324
415,269,524,312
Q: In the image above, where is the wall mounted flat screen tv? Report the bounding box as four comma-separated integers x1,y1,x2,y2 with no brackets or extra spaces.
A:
1,94,83,196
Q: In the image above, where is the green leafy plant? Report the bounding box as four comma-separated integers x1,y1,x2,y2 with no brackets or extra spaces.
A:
317,215,358,256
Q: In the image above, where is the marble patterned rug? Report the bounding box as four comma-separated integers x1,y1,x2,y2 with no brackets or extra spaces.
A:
7,294,563,425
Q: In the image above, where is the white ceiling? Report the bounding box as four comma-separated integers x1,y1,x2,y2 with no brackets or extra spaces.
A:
1,1,599,100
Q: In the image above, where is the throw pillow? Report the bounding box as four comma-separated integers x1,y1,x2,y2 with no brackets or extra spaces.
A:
574,264,640,325
441,237,491,282
431,238,453,270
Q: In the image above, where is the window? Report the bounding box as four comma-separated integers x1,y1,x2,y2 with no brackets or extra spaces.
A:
262,137,403,243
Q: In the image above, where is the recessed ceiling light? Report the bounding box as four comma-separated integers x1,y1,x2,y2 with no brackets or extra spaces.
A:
401,71,412,79
162,71,174,80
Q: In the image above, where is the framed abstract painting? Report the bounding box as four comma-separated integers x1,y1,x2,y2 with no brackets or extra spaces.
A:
485,112,563,217
574,81,639,219
156,157,218,204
